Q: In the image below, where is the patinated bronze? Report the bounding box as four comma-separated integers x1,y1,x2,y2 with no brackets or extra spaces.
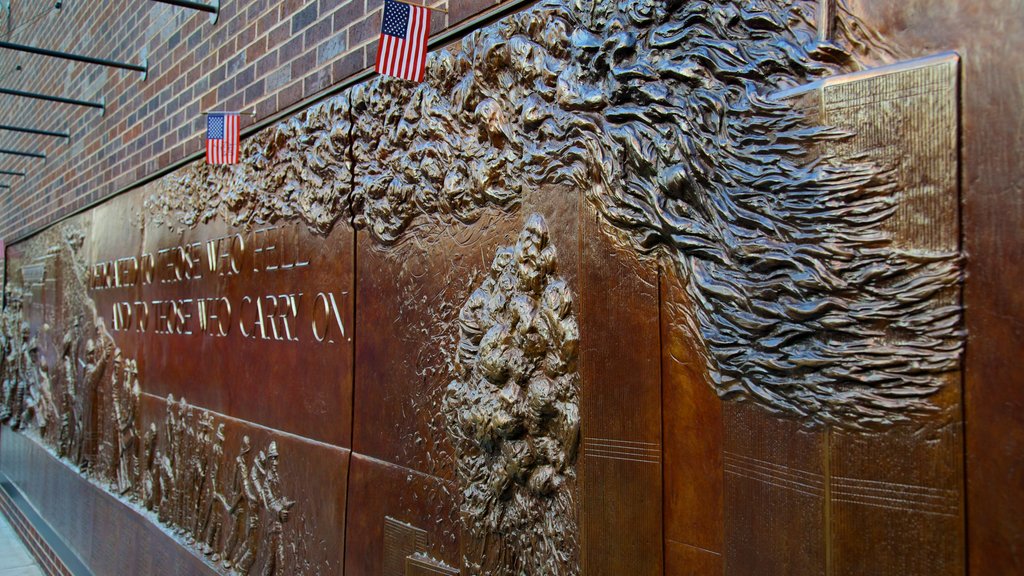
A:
0,0,999,573
444,214,580,575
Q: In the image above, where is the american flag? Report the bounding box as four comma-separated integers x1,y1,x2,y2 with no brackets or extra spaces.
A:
206,113,240,165
375,0,431,82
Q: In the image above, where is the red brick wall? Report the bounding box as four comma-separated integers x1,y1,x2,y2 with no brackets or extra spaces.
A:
0,0,503,242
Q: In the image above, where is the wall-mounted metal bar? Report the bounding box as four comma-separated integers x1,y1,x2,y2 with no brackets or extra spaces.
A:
0,87,104,110
152,0,220,23
0,124,68,139
0,148,45,159
204,110,256,116
152,0,217,13
0,41,147,75
0,169,26,177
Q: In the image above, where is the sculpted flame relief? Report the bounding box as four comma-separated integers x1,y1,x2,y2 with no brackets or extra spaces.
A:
2,0,961,573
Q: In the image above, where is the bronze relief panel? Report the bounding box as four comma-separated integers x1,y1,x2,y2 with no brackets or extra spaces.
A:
2,85,359,576
0,0,980,574
86,188,356,448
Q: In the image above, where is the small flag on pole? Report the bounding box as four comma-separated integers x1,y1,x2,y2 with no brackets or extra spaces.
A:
206,113,239,165
375,0,431,83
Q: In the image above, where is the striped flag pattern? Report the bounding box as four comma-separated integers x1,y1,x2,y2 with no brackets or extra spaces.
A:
375,0,431,82
206,113,240,165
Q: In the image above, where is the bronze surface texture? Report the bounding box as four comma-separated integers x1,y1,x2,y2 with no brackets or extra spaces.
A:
0,0,1016,573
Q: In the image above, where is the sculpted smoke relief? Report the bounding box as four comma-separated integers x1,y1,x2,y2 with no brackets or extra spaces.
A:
146,0,962,428
570,1,962,429
444,214,580,575
148,97,353,234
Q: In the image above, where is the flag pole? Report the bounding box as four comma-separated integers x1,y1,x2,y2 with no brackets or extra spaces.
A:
203,110,257,116
405,1,447,13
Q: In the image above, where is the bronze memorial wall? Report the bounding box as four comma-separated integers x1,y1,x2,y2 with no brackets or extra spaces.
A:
1,0,1016,573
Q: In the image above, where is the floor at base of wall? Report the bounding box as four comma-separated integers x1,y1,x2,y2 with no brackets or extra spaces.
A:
0,508,44,576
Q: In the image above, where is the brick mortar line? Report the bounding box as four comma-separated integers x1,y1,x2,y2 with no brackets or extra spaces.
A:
1,488,61,575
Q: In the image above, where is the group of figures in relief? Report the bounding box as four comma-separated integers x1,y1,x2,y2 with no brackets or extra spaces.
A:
0,292,105,468
152,396,294,576
0,283,297,576
0,293,43,433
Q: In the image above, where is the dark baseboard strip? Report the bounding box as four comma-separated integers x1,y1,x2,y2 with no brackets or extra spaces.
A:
0,474,93,576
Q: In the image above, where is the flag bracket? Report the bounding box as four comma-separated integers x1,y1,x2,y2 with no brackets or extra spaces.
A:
409,2,447,13
0,124,70,139
0,148,45,160
152,0,220,24
203,110,256,117
0,87,105,113
0,40,148,77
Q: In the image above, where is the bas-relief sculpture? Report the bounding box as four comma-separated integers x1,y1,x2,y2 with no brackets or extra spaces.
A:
0,225,315,575
1,0,964,575
150,0,961,429
445,214,580,575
